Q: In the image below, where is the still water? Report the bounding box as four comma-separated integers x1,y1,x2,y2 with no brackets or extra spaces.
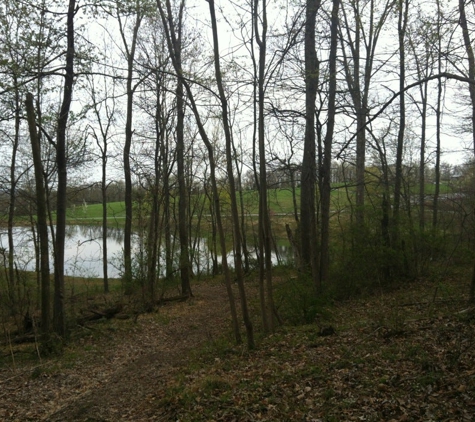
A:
0,225,128,278
0,225,291,279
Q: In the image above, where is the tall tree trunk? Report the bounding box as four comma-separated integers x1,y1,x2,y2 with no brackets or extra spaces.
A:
162,131,173,280
392,0,409,245
408,18,430,231
432,78,442,229
319,0,340,286
419,78,428,230
301,0,321,281
340,0,394,227
349,0,365,228
101,144,109,293
120,2,143,294
459,0,475,302
88,71,114,293
254,0,275,332
158,0,246,346
208,0,254,347
7,76,20,312
433,0,443,230
25,93,50,338
175,12,192,297
459,0,475,156
232,143,250,273
53,0,75,338
146,84,166,304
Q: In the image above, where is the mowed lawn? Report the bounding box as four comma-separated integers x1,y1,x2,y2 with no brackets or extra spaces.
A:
62,181,454,224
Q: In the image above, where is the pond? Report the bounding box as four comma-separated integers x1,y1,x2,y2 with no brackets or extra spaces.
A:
0,225,292,279
0,225,127,278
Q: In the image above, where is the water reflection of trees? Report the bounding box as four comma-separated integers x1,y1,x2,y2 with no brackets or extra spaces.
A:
5,225,292,278
69,224,126,243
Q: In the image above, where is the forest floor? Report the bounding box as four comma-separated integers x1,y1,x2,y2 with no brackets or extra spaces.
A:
1,273,475,421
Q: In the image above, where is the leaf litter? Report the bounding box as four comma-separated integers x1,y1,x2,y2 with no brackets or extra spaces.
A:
0,277,474,421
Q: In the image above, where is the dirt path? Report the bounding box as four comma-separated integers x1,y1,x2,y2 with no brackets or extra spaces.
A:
0,282,235,422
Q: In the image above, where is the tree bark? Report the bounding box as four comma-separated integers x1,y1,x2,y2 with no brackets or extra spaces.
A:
459,0,475,302
392,0,409,245
53,0,75,338
459,0,475,156
157,0,246,346
174,0,192,298
208,0,254,347
301,0,321,281
25,93,50,338
254,0,275,332
319,0,340,286
88,73,114,293
118,1,143,294
7,75,20,312
433,0,444,230
339,0,394,227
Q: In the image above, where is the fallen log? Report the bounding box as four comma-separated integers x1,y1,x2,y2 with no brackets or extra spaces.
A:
77,304,123,325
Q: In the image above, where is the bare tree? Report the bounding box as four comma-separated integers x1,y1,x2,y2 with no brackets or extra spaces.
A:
253,0,276,332
208,0,255,347
173,0,192,298
106,0,146,293
458,0,475,302
25,93,50,339
53,0,76,338
158,0,251,346
300,0,321,281
392,0,409,244
458,0,475,156
407,8,433,230
86,67,117,293
339,0,395,227
319,0,340,286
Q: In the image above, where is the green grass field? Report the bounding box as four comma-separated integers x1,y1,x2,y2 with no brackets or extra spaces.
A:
63,182,454,225
66,201,126,223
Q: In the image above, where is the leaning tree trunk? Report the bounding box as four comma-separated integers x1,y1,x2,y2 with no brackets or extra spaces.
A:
208,0,254,347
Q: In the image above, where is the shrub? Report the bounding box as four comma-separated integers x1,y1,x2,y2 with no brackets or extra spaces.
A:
273,275,330,325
